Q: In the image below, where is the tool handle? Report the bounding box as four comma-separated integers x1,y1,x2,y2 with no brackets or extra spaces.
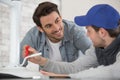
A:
25,45,30,57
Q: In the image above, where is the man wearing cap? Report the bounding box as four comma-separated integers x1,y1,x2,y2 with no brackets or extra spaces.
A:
26,4,120,79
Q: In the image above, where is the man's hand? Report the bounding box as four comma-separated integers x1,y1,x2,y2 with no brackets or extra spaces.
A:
40,70,69,78
22,45,38,57
22,45,47,66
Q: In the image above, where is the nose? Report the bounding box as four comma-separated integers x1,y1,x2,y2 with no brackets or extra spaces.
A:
53,23,59,31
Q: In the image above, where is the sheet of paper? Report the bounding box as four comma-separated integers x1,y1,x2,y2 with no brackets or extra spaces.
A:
0,66,42,78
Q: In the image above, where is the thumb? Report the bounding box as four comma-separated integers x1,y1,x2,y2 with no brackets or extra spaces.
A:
28,47,38,54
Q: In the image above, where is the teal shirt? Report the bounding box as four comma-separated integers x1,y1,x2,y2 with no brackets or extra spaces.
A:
20,19,92,65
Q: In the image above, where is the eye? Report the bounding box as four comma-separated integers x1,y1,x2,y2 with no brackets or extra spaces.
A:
55,18,61,24
55,20,58,24
45,24,52,29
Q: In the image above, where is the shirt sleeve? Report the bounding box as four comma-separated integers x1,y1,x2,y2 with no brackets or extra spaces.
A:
42,46,98,74
68,52,120,79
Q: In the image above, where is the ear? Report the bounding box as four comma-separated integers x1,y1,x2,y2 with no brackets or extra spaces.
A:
99,28,107,38
37,26,44,32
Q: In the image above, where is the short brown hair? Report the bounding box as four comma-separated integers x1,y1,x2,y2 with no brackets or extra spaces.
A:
33,2,60,27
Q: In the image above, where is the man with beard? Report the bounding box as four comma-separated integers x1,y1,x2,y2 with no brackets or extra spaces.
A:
20,2,91,66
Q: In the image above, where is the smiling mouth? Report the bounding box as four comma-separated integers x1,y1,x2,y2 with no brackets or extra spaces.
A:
54,30,61,35
53,27,62,35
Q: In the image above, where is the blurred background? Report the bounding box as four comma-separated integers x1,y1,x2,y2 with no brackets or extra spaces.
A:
0,0,120,67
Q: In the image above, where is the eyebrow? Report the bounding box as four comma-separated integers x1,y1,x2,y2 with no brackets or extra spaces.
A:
44,17,59,28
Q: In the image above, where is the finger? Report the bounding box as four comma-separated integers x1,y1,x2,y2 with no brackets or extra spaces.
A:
28,57,36,63
40,70,49,75
28,47,38,54
28,57,40,64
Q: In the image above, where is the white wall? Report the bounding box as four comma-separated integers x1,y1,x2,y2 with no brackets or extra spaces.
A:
61,0,120,21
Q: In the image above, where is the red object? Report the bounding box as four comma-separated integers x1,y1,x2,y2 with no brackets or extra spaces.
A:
25,45,30,57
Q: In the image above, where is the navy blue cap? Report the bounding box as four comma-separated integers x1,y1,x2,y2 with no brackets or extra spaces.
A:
74,4,120,29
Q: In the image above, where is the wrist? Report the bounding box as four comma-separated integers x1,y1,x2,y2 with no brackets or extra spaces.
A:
39,57,48,66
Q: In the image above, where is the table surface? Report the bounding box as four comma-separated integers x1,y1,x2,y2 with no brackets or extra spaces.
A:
1,78,79,80
1,78,117,80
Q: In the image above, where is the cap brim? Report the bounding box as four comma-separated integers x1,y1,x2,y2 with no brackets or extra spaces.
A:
74,16,89,27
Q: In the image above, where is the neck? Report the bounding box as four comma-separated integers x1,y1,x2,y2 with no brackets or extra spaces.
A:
104,37,115,48
47,37,61,43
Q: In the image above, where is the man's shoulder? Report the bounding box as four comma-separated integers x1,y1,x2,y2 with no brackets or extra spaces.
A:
62,19,84,29
62,19,75,25
28,26,38,32
63,19,86,34
27,26,40,34
62,19,78,31
26,26,43,37
25,26,46,42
